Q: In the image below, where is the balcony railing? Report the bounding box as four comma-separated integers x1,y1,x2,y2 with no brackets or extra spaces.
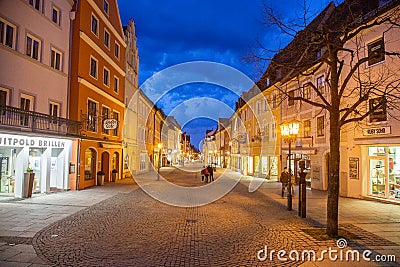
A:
0,105,82,137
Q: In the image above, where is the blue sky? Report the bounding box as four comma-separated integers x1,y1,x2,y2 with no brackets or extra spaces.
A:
118,0,337,149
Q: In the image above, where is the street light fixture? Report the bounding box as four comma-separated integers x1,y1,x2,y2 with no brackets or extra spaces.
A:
157,143,163,180
280,119,300,211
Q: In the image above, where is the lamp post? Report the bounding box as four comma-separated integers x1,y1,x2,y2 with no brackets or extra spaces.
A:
280,119,300,211
157,143,163,180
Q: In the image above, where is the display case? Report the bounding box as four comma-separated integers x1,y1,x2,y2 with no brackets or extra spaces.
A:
388,174,400,199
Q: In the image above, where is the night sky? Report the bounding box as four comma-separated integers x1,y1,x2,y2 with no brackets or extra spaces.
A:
117,0,338,149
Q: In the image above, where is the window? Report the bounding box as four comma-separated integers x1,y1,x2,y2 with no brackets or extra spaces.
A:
0,89,9,115
52,7,60,25
263,99,268,111
90,56,98,78
103,67,110,86
271,121,276,139
266,78,270,87
112,111,119,136
87,99,97,132
91,14,98,36
114,42,120,59
51,48,62,70
29,0,41,11
20,94,34,126
272,93,277,108
303,83,311,99
368,37,385,66
317,76,325,94
104,29,110,48
317,50,322,59
113,76,119,93
317,116,325,136
104,0,109,14
49,102,59,117
102,106,110,134
276,69,282,79
49,102,60,124
288,90,295,106
26,34,41,60
256,101,262,114
369,97,387,123
0,19,16,49
304,120,311,137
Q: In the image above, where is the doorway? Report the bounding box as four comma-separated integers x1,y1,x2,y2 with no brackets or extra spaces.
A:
101,152,110,182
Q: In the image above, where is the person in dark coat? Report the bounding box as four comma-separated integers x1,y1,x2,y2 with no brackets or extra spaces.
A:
207,165,214,182
280,167,290,197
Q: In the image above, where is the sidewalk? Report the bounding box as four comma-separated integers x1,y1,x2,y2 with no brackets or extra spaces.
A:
0,178,137,266
240,175,400,266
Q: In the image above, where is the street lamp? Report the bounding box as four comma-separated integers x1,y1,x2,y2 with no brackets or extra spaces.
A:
157,143,163,180
280,119,300,211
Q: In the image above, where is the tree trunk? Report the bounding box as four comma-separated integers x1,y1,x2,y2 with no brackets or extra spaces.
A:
327,110,340,236
327,62,341,237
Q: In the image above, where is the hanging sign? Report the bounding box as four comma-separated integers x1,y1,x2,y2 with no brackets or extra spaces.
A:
103,119,118,130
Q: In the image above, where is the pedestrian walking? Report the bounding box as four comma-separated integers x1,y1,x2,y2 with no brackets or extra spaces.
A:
207,165,214,182
204,167,209,183
280,167,290,197
201,166,205,182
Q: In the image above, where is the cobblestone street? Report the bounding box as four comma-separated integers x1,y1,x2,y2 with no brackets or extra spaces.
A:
1,165,399,266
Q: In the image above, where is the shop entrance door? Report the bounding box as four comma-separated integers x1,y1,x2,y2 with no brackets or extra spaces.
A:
369,157,388,198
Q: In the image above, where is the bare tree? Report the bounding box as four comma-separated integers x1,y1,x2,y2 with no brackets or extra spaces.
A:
256,0,400,236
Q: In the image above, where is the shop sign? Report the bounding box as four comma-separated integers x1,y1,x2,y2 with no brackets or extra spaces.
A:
362,126,391,136
103,119,118,130
0,134,65,148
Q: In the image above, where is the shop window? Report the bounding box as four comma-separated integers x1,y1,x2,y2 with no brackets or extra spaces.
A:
84,148,96,180
26,34,41,61
368,37,385,66
87,99,98,132
0,18,17,49
369,97,387,123
317,116,325,136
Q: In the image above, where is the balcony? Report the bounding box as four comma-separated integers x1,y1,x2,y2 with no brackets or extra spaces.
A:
0,105,82,137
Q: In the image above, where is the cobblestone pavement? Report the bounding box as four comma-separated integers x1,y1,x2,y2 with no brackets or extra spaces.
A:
1,165,399,266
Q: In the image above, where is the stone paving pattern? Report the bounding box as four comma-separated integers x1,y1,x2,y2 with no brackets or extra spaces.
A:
0,165,399,266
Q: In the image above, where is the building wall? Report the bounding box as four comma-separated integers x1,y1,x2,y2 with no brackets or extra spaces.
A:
69,0,126,189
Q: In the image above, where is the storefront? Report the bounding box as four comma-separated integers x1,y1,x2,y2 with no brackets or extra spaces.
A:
0,133,74,198
367,146,400,200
